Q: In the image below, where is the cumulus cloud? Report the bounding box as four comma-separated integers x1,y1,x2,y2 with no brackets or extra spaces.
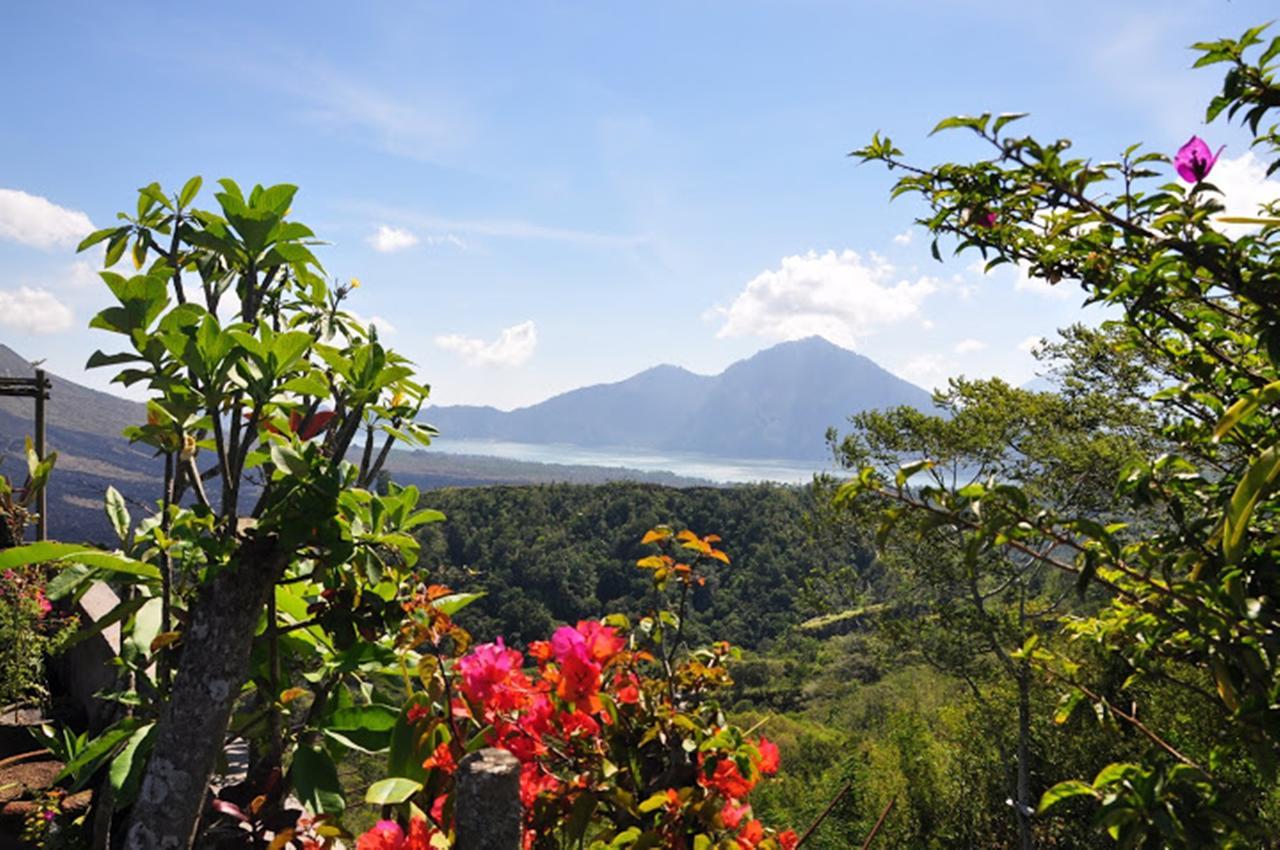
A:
1017,335,1045,354
715,250,938,348
1013,261,1074,300
0,189,95,250
894,354,949,391
893,229,913,246
1210,152,1280,236
0,287,74,334
954,338,988,354
435,320,537,367
367,225,420,253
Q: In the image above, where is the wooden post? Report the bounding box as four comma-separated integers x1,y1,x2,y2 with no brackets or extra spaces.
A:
455,748,521,850
34,369,47,542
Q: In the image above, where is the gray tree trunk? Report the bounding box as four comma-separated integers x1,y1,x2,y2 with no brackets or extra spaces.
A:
124,536,287,850
1016,663,1034,850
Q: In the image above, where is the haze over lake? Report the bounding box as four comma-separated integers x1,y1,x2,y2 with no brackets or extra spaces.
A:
430,437,833,484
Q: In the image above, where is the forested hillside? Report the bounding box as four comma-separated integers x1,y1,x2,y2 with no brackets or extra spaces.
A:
414,481,870,648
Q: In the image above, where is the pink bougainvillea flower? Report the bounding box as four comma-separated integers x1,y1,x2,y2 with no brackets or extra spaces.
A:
356,819,404,850
457,638,527,709
721,799,752,830
550,625,588,664
33,588,52,618
1174,136,1225,183
754,737,780,775
575,619,625,663
977,211,998,228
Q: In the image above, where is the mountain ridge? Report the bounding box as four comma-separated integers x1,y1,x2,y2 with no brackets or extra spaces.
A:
424,336,933,461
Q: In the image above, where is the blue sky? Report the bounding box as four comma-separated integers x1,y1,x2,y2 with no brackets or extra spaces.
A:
2,1,1277,409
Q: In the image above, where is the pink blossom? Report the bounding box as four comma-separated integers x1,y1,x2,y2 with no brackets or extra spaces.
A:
1174,136,1225,183
457,639,525,708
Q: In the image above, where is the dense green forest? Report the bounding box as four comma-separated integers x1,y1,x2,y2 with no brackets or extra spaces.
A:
412,481,869,649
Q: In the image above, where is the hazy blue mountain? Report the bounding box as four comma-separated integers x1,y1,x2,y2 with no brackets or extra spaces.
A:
425,337,934,460
0,346,715,543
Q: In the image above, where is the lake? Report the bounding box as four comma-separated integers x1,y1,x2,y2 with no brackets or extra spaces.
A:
428,438,835,485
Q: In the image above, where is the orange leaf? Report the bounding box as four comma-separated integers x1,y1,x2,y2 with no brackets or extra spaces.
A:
641,528,671,544
150,631,181,653
280,687,310,704
675,530,699,543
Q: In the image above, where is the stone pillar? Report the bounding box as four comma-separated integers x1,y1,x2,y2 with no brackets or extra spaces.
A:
455,748,521,850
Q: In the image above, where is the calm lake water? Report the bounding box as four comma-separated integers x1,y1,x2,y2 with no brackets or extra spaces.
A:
430,438,835,485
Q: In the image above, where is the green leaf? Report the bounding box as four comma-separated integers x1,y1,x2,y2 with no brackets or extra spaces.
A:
434,592,485,616
1213,380,1280,442
178,176,203,209
104,486,131,542
56,721,140,790
63,595,148,650
291,743,345,814
1037,779,1097,814
992,112,1029,135
108,723,156,808
270,441,310,478
1223,444,1280,564
365,777,423,806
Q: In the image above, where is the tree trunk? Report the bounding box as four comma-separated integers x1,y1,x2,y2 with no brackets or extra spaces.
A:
124,536,287,850
1015,663,1034,850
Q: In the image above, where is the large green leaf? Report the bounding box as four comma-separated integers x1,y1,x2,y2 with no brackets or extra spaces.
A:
1037,779,1097,814
1224,444,1280,564
108,722,156,808
291,744,345,814
56,721,141,791
105,486,131,542
365,777,422,805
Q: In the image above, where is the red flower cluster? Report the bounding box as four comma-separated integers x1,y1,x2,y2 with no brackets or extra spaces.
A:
355,817,437,850
358,531,797,850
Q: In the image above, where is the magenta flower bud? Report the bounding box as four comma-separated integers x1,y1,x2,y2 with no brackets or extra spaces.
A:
1174,136,1225,183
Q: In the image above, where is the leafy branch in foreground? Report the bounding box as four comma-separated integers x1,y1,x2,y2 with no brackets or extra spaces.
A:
840,22,1280,848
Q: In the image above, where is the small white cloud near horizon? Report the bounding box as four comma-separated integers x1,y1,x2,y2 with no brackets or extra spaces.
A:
1013,261,1074,300
1017,335,1045,354
367,225,420,253
435,320,537,367
715,249,938,348
0,287,74,334
0,189,95,250
893,229,913,246
894,353,950,391
954,338,988,354
1210,152,1280,236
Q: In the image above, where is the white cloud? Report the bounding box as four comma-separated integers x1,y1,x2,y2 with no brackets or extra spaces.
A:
367,225,419,253
0,287,74,334
1013,261,1073,300
435,320,537,367
1210,152,1280,236
954,338,988,354
423,233,466,249
366,315,396,335
893,229,913,246
894,354,949,391
715,250,938,348
1017,335,1045,354
0,189,95,250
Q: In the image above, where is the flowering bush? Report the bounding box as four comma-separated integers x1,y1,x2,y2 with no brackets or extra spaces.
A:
359,528,799,850
0,447,76,707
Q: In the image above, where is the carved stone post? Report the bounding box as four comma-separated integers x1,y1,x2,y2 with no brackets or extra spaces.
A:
455,748,521,850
